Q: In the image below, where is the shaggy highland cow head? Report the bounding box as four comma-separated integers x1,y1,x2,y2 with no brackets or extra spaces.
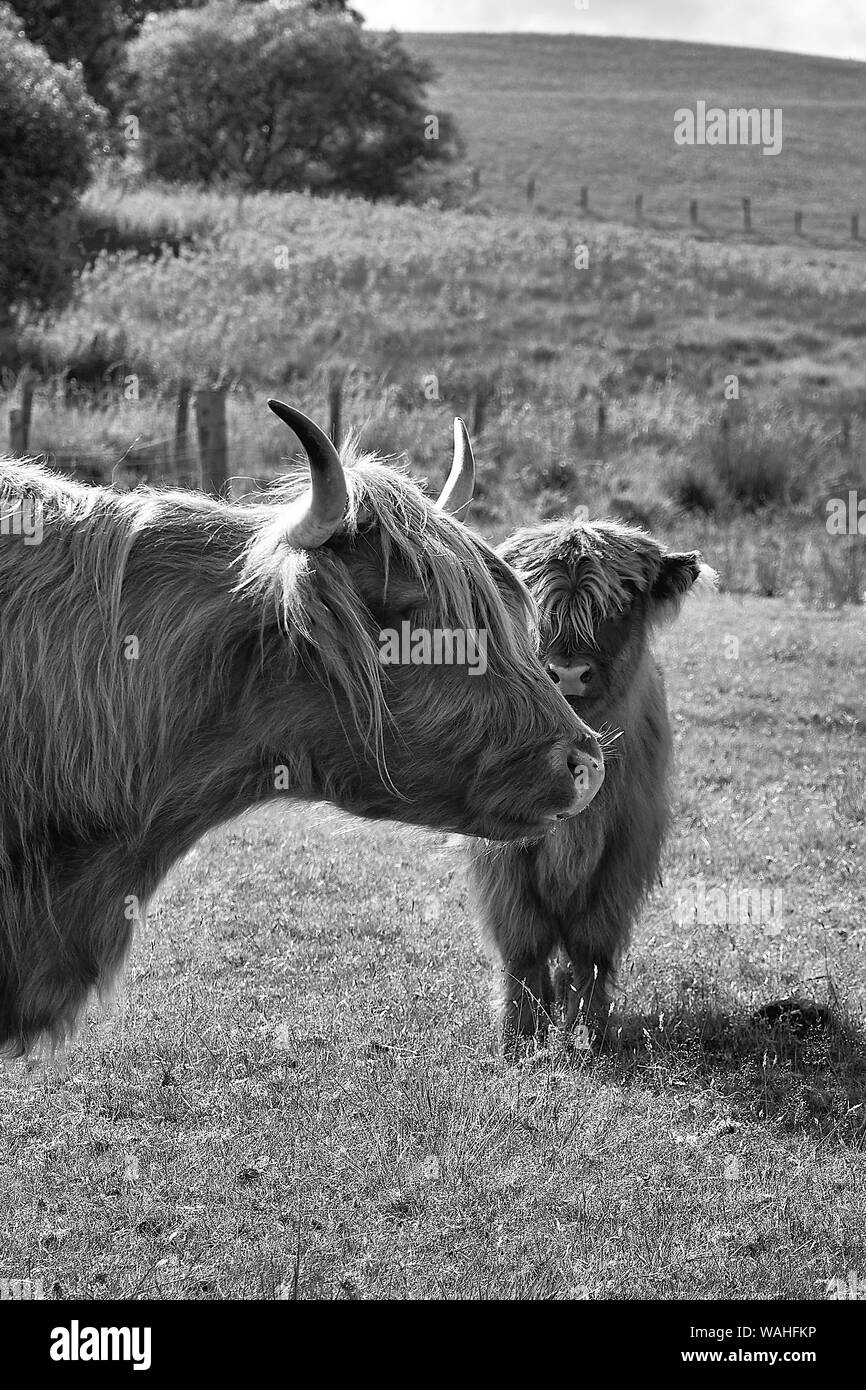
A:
498,518,717,720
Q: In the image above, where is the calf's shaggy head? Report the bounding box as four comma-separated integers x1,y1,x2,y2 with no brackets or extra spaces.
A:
499,519,717,718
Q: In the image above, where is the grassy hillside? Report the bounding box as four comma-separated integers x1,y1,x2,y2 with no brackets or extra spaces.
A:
409,34,866,242
1,594,863,1299
5,177,864,600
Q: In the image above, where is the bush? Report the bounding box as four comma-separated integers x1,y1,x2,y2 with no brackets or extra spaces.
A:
0,5,105,325
125,1,461,198
667,411,819,516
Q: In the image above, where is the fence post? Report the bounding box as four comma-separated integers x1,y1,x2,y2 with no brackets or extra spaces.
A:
720,410,731,471
580,185,589,211
8,372,34,454
472,381,490,437
840,416,851,452
9,409,24,454
328,372,344,446
174,377,191,478
742,196,752,232
794,210,803,235
635,193,643,224
852,214,860,240
689,199,699,226
471,167,481,193
195,386,228,495
526,175,536,206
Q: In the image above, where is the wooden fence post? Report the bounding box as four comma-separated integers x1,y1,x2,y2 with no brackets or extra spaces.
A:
9,409,24,454
689,199,699,226
471,167,481,193
328,372,344,446
720,410,731,471
840,416,851,452
580,185,589,211
472,381,490,437
635,193,643,224
174,377,191,478
742,196,752,232
195,386,228,495
794,210,803,235
526,175,536,206
852,214,860,240
8,372,34,454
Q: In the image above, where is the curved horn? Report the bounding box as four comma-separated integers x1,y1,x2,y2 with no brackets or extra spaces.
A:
436,417,475,520
268,399,347,548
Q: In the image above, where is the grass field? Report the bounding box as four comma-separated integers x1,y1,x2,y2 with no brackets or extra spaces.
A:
410,34,866,242
2,592,863,1300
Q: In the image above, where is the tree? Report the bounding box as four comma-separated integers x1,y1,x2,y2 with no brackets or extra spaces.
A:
9,0,128,113
9,1,365,116
0,5,105,325
126,1,461,199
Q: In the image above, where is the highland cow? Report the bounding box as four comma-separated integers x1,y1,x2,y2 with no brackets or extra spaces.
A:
0,403,604,1055
468,518,716,1050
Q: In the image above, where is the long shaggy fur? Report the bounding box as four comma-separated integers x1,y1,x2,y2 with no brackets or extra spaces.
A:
0,447,595,1056
468,518,717,1050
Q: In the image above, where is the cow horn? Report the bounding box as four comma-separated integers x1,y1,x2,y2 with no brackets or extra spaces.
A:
436,417,475,520
268,399,347,548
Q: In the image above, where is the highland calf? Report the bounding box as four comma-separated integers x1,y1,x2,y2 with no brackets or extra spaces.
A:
0,403,604,1055
468,518,716,1050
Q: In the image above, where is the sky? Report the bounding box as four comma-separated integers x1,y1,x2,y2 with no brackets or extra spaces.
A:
358,1,866,63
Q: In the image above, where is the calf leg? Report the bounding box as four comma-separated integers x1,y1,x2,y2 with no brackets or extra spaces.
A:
560,874,634,1039
560,921,621,1036
468,843,558,1050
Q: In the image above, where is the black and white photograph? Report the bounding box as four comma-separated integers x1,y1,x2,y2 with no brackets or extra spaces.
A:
0,0,863,1349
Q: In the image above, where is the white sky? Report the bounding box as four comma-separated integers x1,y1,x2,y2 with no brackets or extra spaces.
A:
358,1,866,63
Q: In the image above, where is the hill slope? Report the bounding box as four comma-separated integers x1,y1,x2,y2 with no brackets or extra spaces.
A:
409,34,866,241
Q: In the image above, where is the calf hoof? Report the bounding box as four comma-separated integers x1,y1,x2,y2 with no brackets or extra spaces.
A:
499,1004,552,1058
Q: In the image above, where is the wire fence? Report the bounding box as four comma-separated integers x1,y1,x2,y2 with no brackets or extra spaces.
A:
4,387,282,497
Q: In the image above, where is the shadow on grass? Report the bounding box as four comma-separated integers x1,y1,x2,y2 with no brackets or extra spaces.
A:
573,996,866,1148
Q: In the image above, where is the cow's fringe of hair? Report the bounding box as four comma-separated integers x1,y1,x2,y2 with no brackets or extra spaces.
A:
499,518,717,651
237,437,538,784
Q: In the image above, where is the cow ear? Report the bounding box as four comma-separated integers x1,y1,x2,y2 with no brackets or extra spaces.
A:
651,551,703,603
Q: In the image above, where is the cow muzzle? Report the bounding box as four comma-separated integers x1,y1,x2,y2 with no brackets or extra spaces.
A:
548,730,605,821
547,658,598,700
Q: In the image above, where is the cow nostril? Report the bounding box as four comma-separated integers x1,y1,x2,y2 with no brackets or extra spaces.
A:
568,747,601,777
